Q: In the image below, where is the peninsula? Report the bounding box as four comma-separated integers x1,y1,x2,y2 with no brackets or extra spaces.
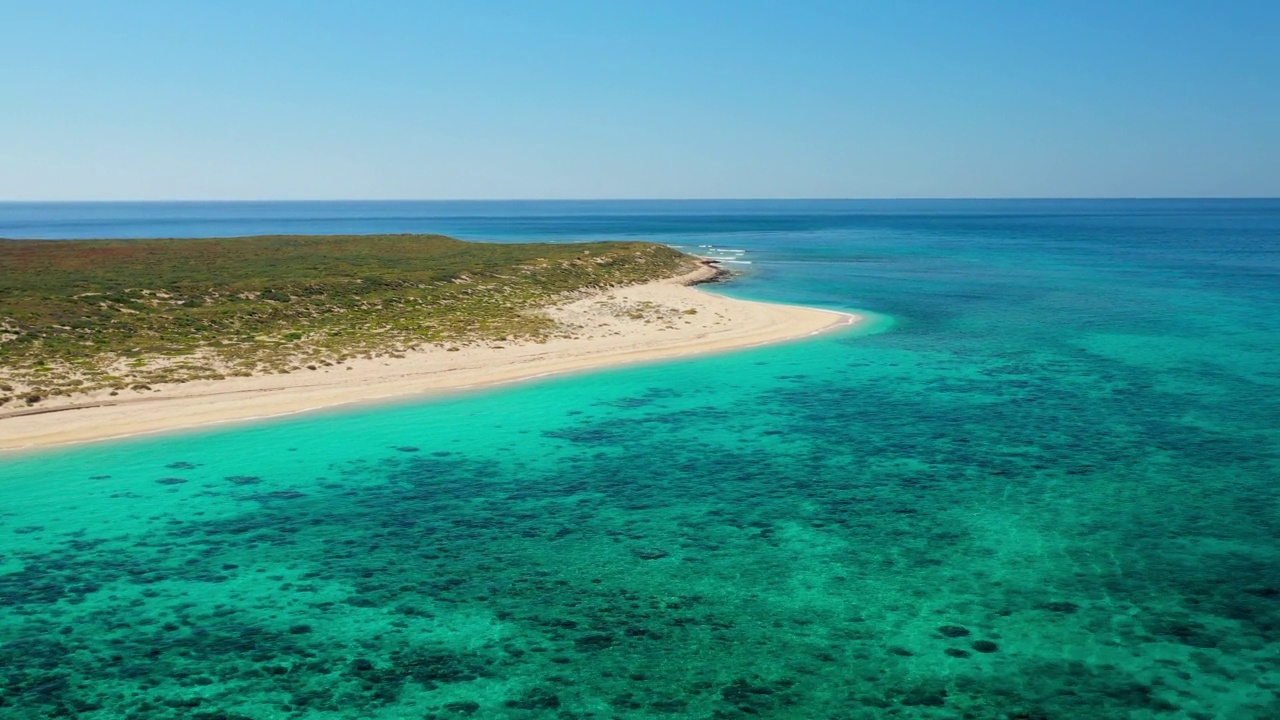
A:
0,234,856,450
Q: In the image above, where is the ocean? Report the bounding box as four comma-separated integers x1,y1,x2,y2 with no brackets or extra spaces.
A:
1,200,1278,718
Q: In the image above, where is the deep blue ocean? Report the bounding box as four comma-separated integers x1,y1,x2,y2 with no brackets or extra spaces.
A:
1,200,1278,719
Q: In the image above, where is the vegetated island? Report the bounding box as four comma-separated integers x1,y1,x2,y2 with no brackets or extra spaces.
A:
0,234,857,450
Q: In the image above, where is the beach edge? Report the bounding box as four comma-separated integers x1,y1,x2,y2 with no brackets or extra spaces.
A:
0,266,862,452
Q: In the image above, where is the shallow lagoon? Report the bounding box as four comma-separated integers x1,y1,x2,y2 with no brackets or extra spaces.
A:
2,200,1278,718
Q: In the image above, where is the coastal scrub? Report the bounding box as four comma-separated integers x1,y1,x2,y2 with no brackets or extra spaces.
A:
0,234,697,405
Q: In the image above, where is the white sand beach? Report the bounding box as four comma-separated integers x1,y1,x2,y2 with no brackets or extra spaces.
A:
0,266,859,452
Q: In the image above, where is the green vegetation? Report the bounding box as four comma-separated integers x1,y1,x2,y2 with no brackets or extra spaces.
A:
0,234,697,406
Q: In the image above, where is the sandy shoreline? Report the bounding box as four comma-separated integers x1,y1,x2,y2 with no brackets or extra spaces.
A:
0,266,860,452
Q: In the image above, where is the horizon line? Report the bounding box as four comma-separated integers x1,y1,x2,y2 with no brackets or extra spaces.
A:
2,196,1278,204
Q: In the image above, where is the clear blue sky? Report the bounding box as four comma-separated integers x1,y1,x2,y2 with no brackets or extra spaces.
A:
3,1,1278,199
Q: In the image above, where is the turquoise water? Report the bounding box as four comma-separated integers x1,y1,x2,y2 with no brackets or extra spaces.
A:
2,200,1278,718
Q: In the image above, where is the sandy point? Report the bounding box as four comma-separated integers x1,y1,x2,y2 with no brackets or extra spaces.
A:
0,266,862,452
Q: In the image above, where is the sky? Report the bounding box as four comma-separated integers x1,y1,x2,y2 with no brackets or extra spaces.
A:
2,0,1278,200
